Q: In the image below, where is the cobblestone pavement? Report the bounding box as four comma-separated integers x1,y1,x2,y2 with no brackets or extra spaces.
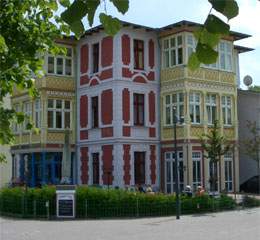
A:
1,208,259,240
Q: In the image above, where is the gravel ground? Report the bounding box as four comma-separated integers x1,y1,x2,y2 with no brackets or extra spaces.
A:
0,208,260,240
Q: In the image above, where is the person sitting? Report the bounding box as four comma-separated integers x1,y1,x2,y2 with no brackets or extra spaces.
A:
196,185,205,197
183,185,193,197
146,185,155,195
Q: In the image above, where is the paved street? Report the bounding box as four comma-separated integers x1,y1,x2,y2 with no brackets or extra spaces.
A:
1,208,260,240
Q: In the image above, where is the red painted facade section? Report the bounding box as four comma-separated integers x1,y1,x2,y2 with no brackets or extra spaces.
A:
80,95,88,128
101,89,113,125
101,36,113,67
122,67,132,78
101,127,113,138
149,127,156,137
123,144,131,185
80,75,89,85
100,68,113,80
122,88,130,124
150,145,156,184
80,130,88,140
133,75,147,83
149,91,156,125
122,126,131,137
46,144,61,148
102,145,113,185
89,78,99,86
149,39,155,69
147,71,155,81
81,147,89,184
121,34,131,65
80,44,88,74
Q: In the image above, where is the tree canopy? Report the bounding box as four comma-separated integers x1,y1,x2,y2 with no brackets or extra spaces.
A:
0,0,242,163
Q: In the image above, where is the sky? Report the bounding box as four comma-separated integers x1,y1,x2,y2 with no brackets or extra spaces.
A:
70,0,260,87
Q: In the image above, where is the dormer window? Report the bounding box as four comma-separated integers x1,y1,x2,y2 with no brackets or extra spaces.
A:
92,43,99,73
163,35,183,68
47,47,73,76
134,39,144,70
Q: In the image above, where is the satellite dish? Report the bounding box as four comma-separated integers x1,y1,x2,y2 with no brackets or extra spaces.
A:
243,75,253,87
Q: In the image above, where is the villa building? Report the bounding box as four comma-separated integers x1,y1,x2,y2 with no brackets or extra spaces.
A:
78,23,160,188
10,20,252,192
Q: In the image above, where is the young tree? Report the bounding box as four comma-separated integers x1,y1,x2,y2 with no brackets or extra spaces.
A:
200,120,233,192
243,121,260,193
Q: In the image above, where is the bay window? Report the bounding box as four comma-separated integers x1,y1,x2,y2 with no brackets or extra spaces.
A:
165,152,184,194
192,152,202,190
206,94,217,125
187,34,196,58
23,101,32,131
163,35,183,68
222,96,232,125
219,41,232,71
165,92,184,125
13,104,21,133
47,99,72,129
47,47,73,76
224,152,233,192
34,99,41,128
189,92,201,124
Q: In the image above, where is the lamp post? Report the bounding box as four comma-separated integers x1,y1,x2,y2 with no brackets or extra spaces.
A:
173,106,181,220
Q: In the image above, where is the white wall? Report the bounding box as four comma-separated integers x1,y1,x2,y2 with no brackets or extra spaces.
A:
0,96,12,188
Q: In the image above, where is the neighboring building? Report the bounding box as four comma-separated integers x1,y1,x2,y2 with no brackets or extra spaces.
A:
159,21,251,193
238,89,260,185
11,37,77,187
0,96,12,188
10,20,251,192
78,23,160,188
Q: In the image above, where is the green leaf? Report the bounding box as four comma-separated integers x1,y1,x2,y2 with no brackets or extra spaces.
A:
110,0,129,14
205,14,230,35
16,112,25,124
86,0,100,26
26,122,33,130
196,42,218,64
61,0,88,26
48,0,58,11
0,35,8,53
70,20,85,37
99,14,122,36
188,53,200,71
208,0,239,20
194,28,220,48
0,154,7,164
59,0,71,8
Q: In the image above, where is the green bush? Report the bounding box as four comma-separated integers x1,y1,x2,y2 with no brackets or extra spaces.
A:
0,186,237,219
241,196,260,208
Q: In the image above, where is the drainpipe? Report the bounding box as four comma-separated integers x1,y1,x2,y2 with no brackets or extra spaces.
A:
74,45,79,185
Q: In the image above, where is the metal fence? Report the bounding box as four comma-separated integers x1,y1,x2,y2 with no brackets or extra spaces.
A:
0,195,236,219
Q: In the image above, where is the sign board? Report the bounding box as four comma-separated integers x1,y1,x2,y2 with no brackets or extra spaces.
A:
56,185,76,219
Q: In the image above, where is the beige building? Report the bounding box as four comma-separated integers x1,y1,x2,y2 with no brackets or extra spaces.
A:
159,21,252,193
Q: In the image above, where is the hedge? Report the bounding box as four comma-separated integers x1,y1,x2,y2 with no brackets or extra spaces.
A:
0,186,236,219
241,196,260,208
